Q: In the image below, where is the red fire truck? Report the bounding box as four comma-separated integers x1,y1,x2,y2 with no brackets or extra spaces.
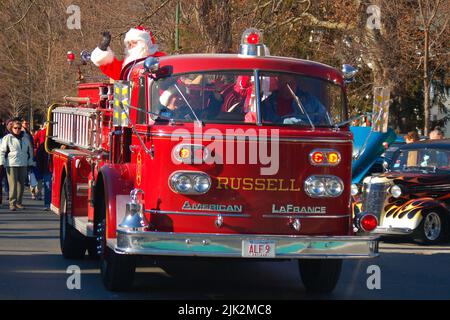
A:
46,29,379,292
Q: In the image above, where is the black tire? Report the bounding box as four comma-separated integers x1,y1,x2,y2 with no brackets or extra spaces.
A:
298,259,342,294
86,238,100,260
98,214,136,291
414,210,449,245
60,179,86,259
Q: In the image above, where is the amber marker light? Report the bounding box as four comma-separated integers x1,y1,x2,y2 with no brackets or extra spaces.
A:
309,149,341,166
311,151,324,164
327,152,340,164
179,147,191,160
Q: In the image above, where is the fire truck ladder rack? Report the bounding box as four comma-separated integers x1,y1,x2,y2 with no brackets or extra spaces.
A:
49,105,103,151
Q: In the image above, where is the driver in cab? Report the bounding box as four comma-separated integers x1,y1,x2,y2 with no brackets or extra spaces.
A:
259,74,331,126
158,88,192,120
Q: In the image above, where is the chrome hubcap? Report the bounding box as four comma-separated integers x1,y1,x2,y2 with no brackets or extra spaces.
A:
424,212,441,241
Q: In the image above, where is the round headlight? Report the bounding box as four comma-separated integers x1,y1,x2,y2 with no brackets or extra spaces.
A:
390,185,402,198
193,175,211,193
351,184,359,196
173,174,192,193
325,177,344,197
305,177,325,197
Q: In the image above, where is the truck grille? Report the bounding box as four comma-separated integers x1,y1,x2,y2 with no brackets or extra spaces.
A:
361,182,389,217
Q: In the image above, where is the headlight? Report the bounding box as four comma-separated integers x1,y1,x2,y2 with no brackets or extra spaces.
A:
305,176,344,198
390,184,402,198
172,174,193,193
193,175,211,193
169,172,211,194
351,184,359,196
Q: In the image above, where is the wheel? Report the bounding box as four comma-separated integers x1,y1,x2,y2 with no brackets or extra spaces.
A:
298,259,342,294
414,211,449,245
96,186,137,293
60,179,86,259
86,238,100,260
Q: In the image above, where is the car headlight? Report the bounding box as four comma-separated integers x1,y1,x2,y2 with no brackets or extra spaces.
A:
305,176,344,198
390,184,402,198
351,184,359,196
193,175,211,193
169,172,211,195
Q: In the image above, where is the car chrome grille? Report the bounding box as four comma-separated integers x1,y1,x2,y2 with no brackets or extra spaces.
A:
361,182,389,217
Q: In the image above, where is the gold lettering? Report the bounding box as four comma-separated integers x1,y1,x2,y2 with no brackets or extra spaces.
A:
216,177,229,190
290,179,301,191
254,178,266,191
242,178,253,191
230,178,242,190
278,179,289,192
266,179,278,191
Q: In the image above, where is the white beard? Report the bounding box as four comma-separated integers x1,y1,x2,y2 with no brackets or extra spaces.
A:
123,41,150,66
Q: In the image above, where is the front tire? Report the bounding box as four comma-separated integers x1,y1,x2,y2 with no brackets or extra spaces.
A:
414,211,449,245
60,179,86,259
98,215,136,291
298,259,342,294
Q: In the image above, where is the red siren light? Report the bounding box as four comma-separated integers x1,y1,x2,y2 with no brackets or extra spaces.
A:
247,32,260,45
241,28,263,45
67,51,75,63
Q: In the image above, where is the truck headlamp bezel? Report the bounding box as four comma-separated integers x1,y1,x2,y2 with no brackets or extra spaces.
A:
305,175,344,198
169,171,211,195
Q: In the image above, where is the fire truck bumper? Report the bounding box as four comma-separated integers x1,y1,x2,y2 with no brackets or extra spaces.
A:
112,230,379,259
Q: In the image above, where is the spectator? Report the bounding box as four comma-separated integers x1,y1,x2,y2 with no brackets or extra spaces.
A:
0,120,35,211
404,130,420,144
35,124,52,210
429,126,445,140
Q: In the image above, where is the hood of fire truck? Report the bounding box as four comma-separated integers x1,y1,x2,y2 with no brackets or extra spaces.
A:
137,123,353,236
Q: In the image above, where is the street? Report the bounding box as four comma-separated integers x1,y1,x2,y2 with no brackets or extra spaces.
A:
1,192,449,300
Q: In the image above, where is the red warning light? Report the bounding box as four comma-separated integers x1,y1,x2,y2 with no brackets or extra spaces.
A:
247,33,260,45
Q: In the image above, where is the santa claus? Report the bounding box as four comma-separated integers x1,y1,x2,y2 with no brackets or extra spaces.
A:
90,26,166,80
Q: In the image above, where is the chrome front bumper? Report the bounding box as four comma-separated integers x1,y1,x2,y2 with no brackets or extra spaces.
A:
112,230,379,259
371,227,413,235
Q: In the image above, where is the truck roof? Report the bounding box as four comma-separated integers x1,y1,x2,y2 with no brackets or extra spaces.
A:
144,54,344,86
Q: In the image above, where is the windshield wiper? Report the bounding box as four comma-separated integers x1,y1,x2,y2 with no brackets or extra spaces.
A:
334,112,373,128
174,84,203,127
286,84,315,130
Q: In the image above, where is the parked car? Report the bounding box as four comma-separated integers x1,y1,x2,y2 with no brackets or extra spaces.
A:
367,137,405,175
352,139,450,244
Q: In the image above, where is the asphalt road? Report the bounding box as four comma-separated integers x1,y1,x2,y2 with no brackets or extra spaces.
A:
1,192,450,300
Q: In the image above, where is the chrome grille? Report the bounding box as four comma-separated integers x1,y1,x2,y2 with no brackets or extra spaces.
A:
361,182,389,217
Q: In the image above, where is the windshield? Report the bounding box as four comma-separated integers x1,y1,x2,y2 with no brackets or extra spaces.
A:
151,71,345,126
391,148,450,173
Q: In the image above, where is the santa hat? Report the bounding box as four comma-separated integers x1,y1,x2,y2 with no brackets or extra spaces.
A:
124,26,158,55
159,88,177,107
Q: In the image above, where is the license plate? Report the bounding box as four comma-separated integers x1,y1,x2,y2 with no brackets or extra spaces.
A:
242,240,276,258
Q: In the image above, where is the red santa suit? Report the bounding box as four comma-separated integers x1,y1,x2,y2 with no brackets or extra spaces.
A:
90,27,166,80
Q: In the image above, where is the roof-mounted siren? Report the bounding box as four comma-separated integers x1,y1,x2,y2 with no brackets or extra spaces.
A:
239,28,266,57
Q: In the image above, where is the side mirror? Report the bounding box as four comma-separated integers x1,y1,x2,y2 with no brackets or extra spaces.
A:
342,64,358,84
144,57,172,80
144,57,160,74
80,50,91,65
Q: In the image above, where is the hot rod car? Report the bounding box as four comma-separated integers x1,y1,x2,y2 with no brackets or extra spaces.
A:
352,139,450,244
